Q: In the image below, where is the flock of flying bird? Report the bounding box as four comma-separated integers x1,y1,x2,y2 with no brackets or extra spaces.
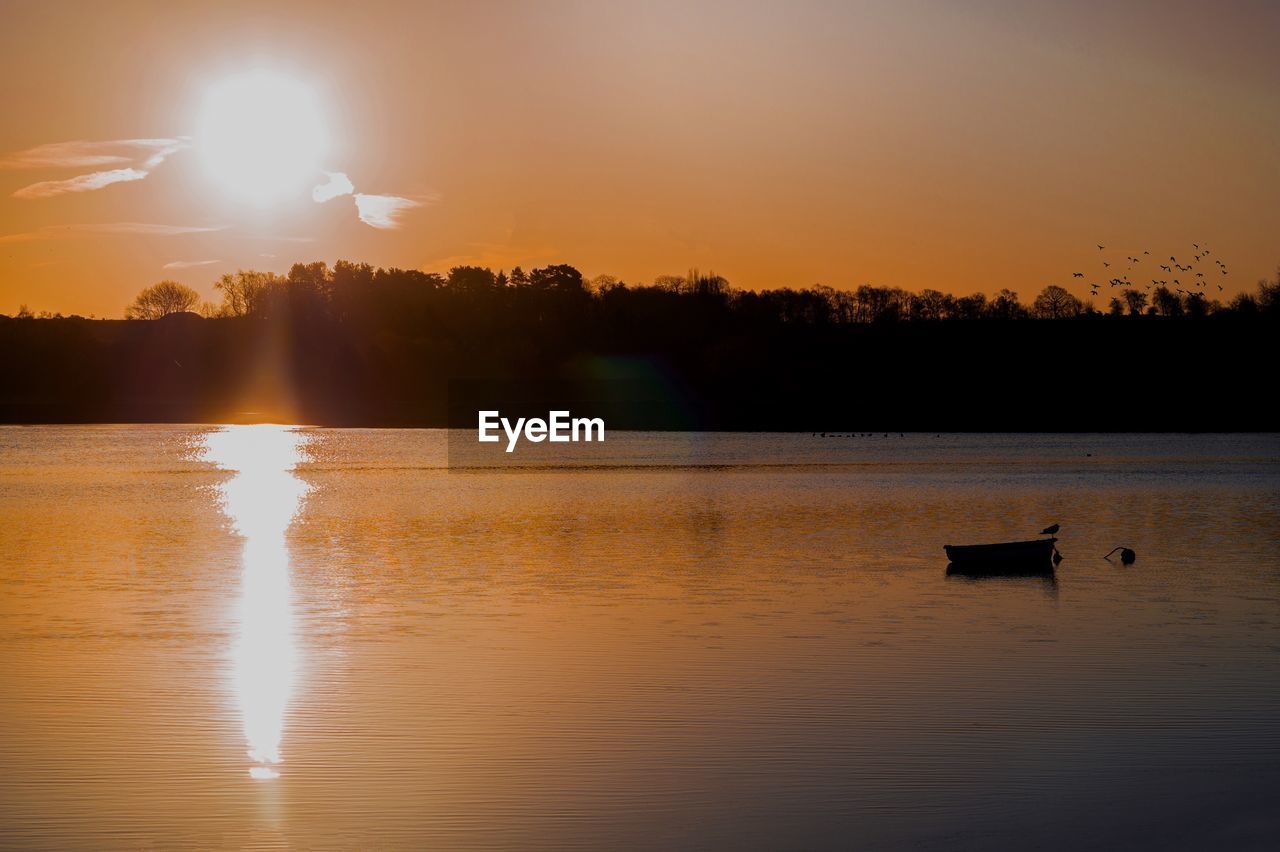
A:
1068,242,1231,301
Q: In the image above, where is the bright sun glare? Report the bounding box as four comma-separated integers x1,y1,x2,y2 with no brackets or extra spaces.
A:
197,71,328,205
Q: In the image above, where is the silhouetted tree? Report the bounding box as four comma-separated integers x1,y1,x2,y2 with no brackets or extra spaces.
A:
447,266,497,292
125,280,200,319
853,285,909,322
1122,289,1148,316
1151,286,1183,317
988,289,1025,320
288,261,331,296
954,293,988,321
528,264,585,293
1032,285,1083,319
214,270,280,317
1184,291,1209,318
1256,267,1280,316
329,260,375,322
590,274,621,293
912,289,955,321
1230,292,1259,314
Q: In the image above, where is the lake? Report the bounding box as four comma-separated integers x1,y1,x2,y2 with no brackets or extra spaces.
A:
1,427,1278,850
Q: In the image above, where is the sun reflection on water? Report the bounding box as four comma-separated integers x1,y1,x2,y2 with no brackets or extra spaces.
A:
204,425,308,780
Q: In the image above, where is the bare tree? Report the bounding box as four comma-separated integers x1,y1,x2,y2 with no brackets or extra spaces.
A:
988,289,1025,320
214,270,279,317
125,280,200,319
954,293,988,320
912,289,955,321
589,274,621,293
1032,285,1082,319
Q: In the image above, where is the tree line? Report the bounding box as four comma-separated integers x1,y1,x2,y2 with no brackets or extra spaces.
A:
6,261,1277,324
1,258,1275,429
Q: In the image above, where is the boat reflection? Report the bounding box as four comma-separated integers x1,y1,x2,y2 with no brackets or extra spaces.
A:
204,425,309,780
945,563,1059,596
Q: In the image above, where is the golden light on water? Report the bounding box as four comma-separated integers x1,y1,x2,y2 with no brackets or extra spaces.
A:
204,425,309,780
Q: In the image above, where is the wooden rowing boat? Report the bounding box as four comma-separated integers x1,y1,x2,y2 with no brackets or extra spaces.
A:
944,537,1058,572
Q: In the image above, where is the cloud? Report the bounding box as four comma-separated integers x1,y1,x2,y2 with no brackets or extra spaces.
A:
139,139,188,169
12,168,149,199
163,259,221,270
72,222,223,237
312,171,355,203
311,168,430,230
5,137,190,199
0,222,225,243
0,138,188,170
353,193,422,229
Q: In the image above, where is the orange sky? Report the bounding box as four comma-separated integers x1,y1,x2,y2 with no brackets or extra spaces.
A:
1,0,1277,317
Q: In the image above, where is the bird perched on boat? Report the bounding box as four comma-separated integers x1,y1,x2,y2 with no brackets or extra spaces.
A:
1041,523,1060,536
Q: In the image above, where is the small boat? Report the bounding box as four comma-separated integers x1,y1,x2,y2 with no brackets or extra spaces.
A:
944,538,1059,573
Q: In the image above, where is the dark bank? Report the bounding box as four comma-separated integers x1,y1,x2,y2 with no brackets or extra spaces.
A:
2,263,1276,430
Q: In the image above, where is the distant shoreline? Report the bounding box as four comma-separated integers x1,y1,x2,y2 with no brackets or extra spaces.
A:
3,310,1276,432
2,423,1278,436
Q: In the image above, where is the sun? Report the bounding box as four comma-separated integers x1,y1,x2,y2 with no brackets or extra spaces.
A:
196,71,329,206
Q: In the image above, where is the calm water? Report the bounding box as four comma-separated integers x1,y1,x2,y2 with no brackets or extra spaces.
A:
1,427,1278,850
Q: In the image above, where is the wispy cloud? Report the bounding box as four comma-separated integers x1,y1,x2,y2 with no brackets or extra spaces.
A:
5,137,190,199
354,193,422,230
69,222,221,237
139,139,188,168
312,171,355,203
0,222,225,243
0,138,188,170
13,168,149,199
162,259,221,270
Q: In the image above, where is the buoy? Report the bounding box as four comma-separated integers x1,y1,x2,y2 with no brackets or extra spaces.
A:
1105,547,1136,565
